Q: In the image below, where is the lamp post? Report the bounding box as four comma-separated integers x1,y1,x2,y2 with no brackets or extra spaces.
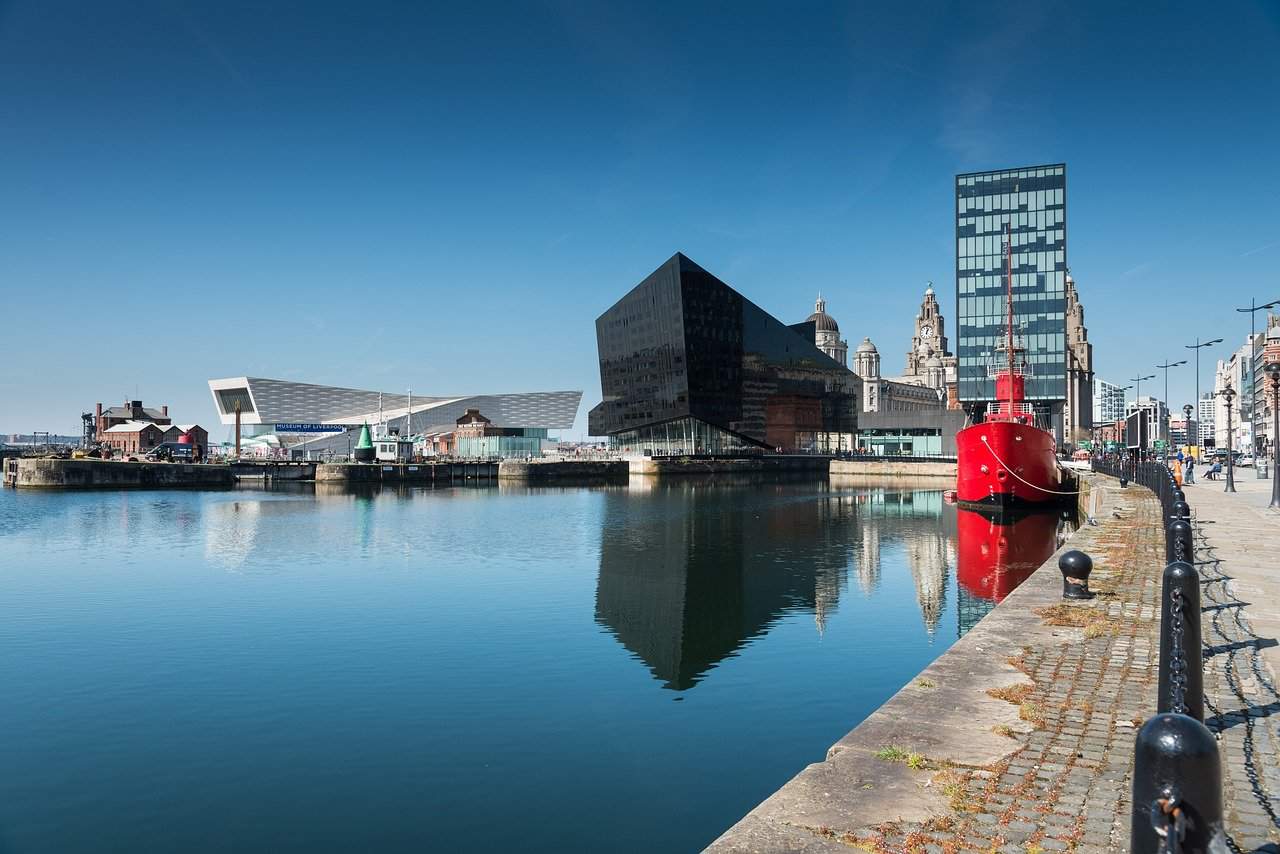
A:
1234,298,1280,456
1219,384,1237,493
1185,338,1222,453
1183,403,1194,448
1155,360,1186,446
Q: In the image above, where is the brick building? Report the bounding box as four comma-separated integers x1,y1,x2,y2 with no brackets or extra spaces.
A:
100,421,167,455
95,400,171,441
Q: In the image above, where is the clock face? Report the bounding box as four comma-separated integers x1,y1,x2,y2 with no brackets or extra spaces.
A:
920,325,933,338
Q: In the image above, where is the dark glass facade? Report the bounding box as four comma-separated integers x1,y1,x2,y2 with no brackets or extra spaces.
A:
589,253,858,452
955,164,1067,404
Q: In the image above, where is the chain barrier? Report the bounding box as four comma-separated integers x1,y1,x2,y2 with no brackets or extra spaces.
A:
1167,585,1188,716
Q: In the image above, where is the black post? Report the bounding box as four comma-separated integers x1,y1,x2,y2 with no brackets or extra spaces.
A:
1157,561,1204,721
1059,550,1095,599
1130,713,1224,853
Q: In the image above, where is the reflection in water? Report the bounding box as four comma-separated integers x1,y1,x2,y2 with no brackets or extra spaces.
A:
955,507,1077,636
594,484,960,690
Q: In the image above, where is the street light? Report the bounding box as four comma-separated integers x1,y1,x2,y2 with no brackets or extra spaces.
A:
1155,359,1186,445
1219,383,1237,493
1185,337,1222,454
1235,298,1280,456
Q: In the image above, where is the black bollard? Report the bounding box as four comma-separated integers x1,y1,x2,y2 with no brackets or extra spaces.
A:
1172,488,1186,504
1156,561,1204,722
1130,713,1224,853
1171,500,1190,520
1167,518,1194,564
1059,550,1096,600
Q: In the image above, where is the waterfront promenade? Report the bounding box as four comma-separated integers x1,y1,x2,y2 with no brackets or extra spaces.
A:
708,475,1280,853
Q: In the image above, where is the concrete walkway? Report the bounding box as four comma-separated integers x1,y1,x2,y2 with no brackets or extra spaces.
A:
706,476,1280,853
1182,476,1280,852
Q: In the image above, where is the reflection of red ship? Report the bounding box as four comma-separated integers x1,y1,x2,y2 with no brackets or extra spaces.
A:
956,508,1061,603
955,224,1062,509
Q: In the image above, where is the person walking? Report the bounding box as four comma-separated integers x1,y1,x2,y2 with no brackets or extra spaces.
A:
1185,454,1196,484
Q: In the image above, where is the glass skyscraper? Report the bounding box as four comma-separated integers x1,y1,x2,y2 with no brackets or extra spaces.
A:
955,164,1067,411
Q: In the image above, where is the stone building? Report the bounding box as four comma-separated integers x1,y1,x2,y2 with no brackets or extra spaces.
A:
806,295,848,367
899,285,959,409
852,337,946,413
1062,274,1094,445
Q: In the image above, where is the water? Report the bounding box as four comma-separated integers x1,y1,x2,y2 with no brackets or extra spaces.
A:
0,481,1067,852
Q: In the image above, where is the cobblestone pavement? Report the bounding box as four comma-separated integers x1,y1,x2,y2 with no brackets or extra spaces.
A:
709,477,1280,853
828,484,1165,854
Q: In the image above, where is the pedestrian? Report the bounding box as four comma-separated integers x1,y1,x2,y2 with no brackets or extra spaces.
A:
1185,455,1196,483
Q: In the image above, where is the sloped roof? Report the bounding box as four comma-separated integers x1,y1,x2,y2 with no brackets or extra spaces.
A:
102,406,168,421
103,420,163,434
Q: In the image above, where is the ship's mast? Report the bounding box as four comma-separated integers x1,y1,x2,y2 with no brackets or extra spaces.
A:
1005,222,1015,416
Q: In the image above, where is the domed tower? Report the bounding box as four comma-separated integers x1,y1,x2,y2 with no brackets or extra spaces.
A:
807,295,848,367
925,355,945,390
854,338,882,412
853,337,880,379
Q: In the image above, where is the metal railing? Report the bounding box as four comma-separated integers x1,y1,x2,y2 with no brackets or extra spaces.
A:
1094,460,1227,852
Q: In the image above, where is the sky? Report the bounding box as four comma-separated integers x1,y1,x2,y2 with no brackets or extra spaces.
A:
2,0,1278,437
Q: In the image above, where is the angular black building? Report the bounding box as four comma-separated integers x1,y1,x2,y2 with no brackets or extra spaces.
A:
588,253,858,453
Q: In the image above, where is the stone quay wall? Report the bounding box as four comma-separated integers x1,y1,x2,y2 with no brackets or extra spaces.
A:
314,462,498,484
9,458,234,489
629,455,831,477
496,460,628,482
829,458,957,479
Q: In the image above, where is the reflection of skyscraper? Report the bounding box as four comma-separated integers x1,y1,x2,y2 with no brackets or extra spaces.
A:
594,484,858,690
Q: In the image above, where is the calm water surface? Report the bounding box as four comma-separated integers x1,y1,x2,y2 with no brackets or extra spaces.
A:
0,480,1063,852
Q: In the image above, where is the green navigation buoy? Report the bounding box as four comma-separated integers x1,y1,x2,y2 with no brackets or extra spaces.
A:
353,423,375,463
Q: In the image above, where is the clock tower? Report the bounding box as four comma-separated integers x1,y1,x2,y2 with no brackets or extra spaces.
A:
906,283,949,377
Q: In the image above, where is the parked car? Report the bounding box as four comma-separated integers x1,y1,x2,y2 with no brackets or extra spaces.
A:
145,442,194,462
1237,453,1255,467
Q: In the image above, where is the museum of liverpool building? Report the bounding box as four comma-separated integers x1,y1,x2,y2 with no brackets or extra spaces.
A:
207,376,581,457
587,253,859,455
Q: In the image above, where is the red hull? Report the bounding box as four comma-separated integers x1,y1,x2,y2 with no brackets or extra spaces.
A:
956,509,1061,603
956,419,1060,507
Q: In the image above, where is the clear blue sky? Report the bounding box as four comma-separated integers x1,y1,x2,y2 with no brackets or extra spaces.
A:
2,1,1278,437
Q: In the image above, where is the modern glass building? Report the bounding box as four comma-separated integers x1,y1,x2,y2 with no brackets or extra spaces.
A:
956,164,1068,421
1092,378,1127,425
588,253,859,454
206,377,580,457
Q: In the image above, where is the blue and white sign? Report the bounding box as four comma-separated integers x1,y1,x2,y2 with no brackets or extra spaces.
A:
274,423,346,434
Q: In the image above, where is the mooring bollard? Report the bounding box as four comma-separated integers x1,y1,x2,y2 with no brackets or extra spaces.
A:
1167,518,1194,565
1059,550,1096,599
1130,713,1224,853
1157,561,1204,721
1171,500,1190,520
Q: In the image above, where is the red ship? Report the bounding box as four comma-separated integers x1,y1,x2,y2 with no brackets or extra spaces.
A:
955,225,1064,509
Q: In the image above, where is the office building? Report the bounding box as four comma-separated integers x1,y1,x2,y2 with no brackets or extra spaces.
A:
1197,394,1216,447
955,164,1068,436
1215,344,1252,453
1093,379,1127,426
1126,396,1169,445
588,253,859,454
